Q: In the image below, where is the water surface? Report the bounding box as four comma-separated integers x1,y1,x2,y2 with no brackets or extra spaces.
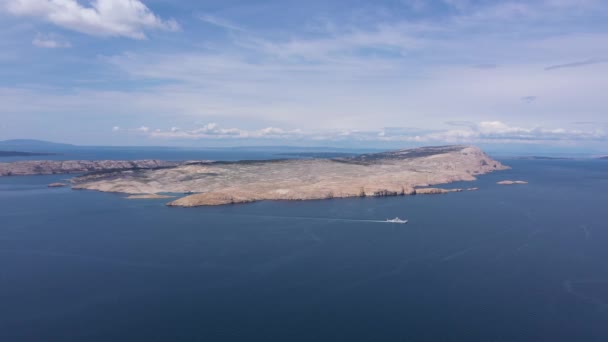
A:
1,158,607,341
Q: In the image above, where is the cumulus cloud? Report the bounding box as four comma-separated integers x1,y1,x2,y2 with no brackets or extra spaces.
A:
4,1,608,146
32,33,70,48
423,121,606,143
112,126,149,133
113,123,304,140
112,121,606,144
5,0,179,39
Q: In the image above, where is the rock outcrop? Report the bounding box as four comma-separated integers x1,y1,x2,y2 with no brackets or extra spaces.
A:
0,160,184,176
497,180,528,185
415,188,463,195
71,145,508,207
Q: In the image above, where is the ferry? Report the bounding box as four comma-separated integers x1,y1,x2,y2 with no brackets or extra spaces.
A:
386,217,408,224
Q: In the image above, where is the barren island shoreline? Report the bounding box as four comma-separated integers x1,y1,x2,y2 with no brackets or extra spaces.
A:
52,145,508,207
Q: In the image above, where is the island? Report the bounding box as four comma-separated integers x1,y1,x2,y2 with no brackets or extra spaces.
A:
0,160,187,176
67,145,508,207
497,180,528,185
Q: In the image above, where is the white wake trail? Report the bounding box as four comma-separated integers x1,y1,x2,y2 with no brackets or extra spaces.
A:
213,213,399,224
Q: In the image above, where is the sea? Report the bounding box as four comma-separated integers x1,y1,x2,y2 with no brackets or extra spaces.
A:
1,148,608,341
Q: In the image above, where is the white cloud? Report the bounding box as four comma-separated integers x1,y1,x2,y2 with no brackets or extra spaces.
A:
545,58,608,71
421,121,606,143
198,14,246,32
113,125,149,133
112,121,606,144
5,0,179,39
32,33,70,48
3,1,608,147
113,123,304,140
521,95,537,104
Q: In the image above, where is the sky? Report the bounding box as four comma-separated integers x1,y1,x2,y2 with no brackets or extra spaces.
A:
0,0,607,150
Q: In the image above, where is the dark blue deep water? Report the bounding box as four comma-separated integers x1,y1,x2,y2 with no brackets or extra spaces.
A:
1,157,608,341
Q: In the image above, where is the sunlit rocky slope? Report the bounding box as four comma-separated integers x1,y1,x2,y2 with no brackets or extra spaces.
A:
70,145,508,207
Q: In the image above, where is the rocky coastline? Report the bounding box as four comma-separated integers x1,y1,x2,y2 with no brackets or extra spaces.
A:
70,145,508,207
0,160,190,176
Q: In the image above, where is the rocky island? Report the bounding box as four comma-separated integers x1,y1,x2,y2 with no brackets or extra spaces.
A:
497,180,528,185
0,159,184,176
69,145,508,207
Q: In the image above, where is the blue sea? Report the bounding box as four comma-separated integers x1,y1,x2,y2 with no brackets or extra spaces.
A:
1,151,608,341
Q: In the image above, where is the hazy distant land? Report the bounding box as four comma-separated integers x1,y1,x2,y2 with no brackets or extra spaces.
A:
276,152,359,158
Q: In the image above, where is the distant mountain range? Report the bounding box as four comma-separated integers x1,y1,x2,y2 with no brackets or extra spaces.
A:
1,139,606,158
0,139,74,151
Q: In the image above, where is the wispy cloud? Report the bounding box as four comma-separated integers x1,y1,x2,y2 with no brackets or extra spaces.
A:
32,33,70,48
4,0,179,39
472,63,498,69
198,14,246,32
112,126,150,133
3,1,608,147
521,96,537,104
545,58,608,71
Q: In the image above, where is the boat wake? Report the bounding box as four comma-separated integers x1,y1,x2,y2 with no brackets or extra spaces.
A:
213,213,407,224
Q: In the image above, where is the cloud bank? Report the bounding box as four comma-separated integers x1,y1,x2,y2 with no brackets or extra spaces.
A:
113,121,606,144
5,0,178,39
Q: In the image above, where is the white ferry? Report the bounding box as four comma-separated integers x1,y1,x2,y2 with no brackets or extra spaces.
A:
386,217,408,224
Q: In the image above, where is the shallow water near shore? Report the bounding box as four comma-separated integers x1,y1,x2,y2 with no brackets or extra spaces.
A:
1,157,608,341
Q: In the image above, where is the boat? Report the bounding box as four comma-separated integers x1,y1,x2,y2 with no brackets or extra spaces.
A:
386,217,408,224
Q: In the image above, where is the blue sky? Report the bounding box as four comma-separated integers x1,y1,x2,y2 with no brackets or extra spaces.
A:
1,0,607,149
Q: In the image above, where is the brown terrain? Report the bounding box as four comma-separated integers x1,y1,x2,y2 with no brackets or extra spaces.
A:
66,145,508,207
0,160,183,176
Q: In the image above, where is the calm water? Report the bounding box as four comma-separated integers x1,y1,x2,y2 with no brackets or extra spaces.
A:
0,147,287,162
1,157,608,341
0,146,372,162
